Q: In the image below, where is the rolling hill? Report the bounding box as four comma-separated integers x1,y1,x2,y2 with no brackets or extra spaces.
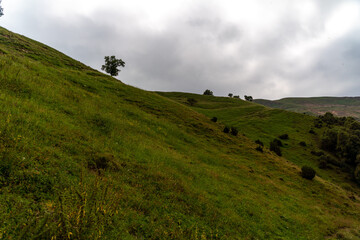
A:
255,97,360,120
1,26,360,239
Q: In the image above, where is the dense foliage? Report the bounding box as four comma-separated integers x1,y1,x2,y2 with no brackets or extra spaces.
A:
318,113,360,184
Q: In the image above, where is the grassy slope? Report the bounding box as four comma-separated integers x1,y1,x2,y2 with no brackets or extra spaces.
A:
0,27,360,239
255,97,360,120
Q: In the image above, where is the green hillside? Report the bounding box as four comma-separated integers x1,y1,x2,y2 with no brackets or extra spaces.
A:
1,27,360,239
255,97,360,120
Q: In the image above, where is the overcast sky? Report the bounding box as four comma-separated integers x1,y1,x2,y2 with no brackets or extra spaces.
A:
1,0,360,99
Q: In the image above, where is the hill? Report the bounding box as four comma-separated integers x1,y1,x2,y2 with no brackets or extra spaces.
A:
1,27,360,239
255,97,360,120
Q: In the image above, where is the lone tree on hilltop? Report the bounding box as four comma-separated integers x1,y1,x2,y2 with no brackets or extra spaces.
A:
203,89,213,96
0,0,4,17
228,93,233,98
101,56,125,77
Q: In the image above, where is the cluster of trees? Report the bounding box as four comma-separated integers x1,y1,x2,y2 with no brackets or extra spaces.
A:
317,113,360,184
202,90,253,100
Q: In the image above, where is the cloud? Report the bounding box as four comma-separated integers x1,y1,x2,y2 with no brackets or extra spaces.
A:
2,0,360,99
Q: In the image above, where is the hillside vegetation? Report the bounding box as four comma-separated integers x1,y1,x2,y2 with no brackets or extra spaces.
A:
255,97,360,120
1,27,360,239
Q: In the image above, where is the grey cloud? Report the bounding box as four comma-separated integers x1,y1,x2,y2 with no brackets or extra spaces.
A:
3,0,360,99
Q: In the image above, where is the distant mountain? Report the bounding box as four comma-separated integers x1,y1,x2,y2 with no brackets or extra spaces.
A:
255,97,360,119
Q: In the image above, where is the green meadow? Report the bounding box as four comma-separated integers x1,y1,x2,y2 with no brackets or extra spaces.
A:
1,27,360,239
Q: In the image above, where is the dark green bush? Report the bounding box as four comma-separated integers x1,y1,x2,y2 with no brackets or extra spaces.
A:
273,139,283,147
309,129,316,134
187,98,197,106
223,126,230,133
279,134,289,140
255,139,264,146
299,141,307,147
88,153,116,170
270,140,282,156
301,166,316,180
255,146,263,152
211,117,218,122
230,127,238,136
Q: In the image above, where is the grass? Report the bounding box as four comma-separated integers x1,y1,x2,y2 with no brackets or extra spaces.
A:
1,27,360,239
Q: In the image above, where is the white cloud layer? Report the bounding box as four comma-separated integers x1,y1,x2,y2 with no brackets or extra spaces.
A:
1,0,360,99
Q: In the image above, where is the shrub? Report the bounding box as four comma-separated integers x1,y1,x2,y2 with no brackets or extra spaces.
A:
279,134,289,140
88,153,116,170
211,117,218,122
255,139,264,146
320,129,338,152
270,140,282,156
256,146,263,152
228,93,233,98
203,89,213,96
223,126,230,133
187,98,197,106
309,129,316,134
301,166,316,180
230,127,238,136
233,95,240,99
273,139,283,147
299,141,307,147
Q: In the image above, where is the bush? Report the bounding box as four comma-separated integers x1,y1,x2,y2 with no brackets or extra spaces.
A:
270,140,282,156
273,139,283,147
230,127,238,136
320,129,338,152
255,139,264,146
88,153,116,170
223,126,230,133
233,95,240,99
299,141,307,147
187,98,197,106
309,129,316,134
278,134,289,140
301,166,316,180
255,146,263,152
211,117,218,122
203,89,213,96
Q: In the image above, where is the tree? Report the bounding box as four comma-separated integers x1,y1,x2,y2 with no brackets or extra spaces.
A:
0,0,3,17
203,89,213,96
101,56,125,76
244,95,253,101
228,93,233,98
